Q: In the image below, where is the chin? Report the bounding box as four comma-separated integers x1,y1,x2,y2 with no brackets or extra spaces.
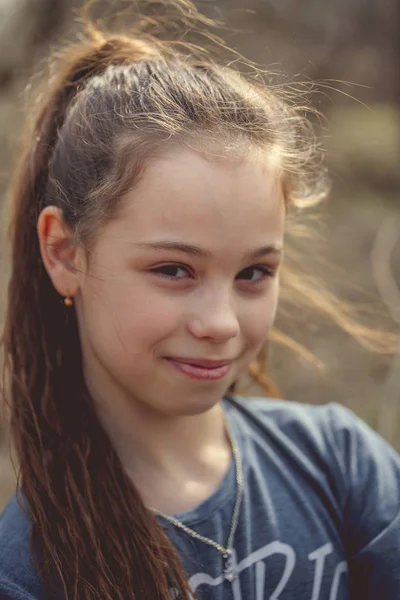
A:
168,390,225,417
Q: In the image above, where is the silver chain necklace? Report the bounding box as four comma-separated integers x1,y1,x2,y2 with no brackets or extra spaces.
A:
150,420,243,583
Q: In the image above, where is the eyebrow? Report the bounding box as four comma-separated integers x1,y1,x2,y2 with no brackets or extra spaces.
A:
132,241,283,259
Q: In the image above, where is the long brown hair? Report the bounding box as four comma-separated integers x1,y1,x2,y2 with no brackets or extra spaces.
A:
1,1,398,599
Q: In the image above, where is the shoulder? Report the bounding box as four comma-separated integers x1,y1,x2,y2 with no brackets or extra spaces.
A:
226,394,394,450
225,395,361,452
225,396,356,499
226,395,400,479
227,395,400,558
0,494,44,599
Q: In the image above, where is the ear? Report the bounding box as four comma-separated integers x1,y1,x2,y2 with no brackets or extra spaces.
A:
37,206,85,299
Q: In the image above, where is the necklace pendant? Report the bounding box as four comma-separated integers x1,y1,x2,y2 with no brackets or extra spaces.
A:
224,552,237,583
224,567,237,583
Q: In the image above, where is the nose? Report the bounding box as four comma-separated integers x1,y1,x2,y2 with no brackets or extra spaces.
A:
186,288,240,343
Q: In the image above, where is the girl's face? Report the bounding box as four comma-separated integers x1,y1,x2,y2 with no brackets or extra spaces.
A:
76,149,285,417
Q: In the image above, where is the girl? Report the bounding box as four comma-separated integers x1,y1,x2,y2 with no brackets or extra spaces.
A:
1,2,399,599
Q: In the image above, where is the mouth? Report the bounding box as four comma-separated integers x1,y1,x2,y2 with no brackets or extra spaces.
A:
164,357,233,381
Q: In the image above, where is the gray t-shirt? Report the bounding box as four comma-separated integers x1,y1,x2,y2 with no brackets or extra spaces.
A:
160,397,400,600
0,396,399,599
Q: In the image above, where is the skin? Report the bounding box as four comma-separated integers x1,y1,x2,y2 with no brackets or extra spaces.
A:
38,147,285,513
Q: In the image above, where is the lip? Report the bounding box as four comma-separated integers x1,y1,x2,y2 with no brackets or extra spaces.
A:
165,357,232,381
168,357,233,368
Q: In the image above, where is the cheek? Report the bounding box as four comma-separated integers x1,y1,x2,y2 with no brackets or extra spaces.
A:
82,279,182,358
243,283,279,344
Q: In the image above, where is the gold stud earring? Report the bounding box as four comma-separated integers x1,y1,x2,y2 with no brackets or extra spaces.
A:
64,296,73,307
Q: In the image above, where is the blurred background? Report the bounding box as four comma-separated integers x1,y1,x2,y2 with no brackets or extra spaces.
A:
0,0,399,508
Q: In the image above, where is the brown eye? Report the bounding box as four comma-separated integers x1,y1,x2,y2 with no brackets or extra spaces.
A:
237,266,272,282
151,264,192,280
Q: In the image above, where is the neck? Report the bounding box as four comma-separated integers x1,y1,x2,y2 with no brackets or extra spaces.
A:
98,397,227,469
91,386,231,513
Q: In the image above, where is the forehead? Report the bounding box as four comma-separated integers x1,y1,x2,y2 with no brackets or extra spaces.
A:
115,148,284,246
